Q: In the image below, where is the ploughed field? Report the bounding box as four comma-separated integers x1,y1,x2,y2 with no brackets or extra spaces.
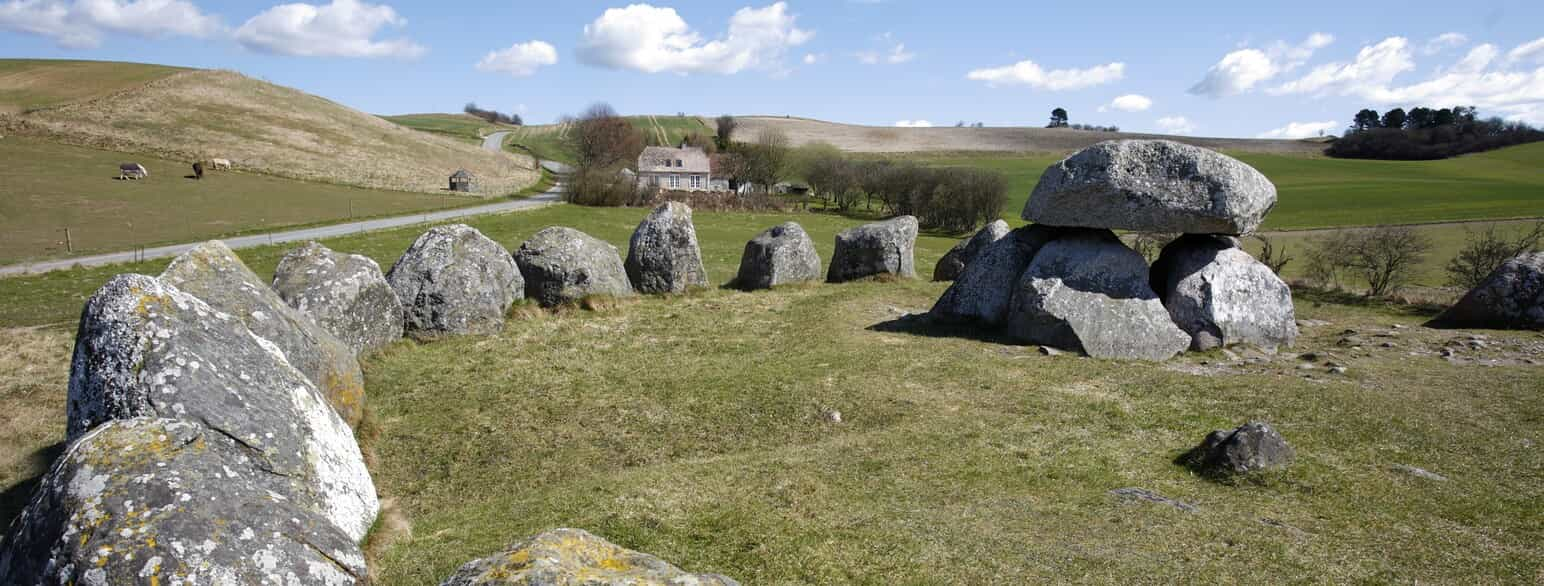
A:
0,205,1539,583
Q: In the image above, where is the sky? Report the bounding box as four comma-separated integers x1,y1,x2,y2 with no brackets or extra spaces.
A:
2,0,1542,138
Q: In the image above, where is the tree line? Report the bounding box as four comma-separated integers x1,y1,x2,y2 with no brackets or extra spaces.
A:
463,103,522,126
1327,105,1541,160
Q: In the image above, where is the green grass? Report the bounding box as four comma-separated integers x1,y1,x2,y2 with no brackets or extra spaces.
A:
630,115,713,146
506,126,579,166
0,59,186,113
0,205,1538,584
382,113,507,144
0,136,492,265
913,142,1544,230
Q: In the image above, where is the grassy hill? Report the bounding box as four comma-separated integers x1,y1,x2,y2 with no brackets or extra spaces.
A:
0,59,538,195
736,115,1329,155
382,113,512,144
0,59,186,114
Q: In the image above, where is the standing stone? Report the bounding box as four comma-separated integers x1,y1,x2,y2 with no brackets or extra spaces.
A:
514,227,635,307
934,219,1011,282
1025,140,1277,235
1430,251,1544,329
0,418,367,585
827,215,918,283
733,222,822,290
66,274,379,541
273,241,405,356
1191,421,1295,476
387,224,524,337
1006,229,1190,361
160,240,365,427
625,202,709,294
1151,234,1299,350
932,224,1060,325
439,528,739,586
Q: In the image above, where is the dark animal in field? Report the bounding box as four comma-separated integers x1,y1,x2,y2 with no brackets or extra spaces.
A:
192,162,204,179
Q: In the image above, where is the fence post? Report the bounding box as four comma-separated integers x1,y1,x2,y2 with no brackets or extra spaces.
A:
64,227,72,253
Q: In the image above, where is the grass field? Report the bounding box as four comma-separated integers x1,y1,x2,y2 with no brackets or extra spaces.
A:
0,59,185,114
633,114,713,146
0,205,1537,582
912,142,1544,230
381,113,509,144
0,136,492,265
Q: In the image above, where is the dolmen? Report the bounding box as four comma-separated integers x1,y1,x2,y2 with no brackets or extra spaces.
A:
3,266,378,583
933,140,1298,360
1429,251,1544,329
828,215,918,283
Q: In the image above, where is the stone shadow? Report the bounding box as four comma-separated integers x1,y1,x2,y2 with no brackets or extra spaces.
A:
866,311,1023,346
0,440,65,529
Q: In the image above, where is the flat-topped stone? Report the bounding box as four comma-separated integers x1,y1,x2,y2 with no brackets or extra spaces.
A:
734,221,822,290
827,215,918,283
515,227,635,307
387,224,524,337
1024,140,1277,235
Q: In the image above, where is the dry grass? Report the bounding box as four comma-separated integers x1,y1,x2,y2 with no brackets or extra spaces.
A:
0,327,70,525
735,116,1328,155
2,69,538,195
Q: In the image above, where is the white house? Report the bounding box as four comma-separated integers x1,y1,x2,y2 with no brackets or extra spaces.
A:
637,145,714,192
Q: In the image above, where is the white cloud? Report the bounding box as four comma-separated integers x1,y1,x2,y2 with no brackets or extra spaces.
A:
966,59,1125,91
1264,36,1544,126
0,0,221,48
855,34,913,65
476,40,557,77
1423,32,1468,55
801,52,824,64
235,0,424,58
895,120,932,128
576,2,811,75
1509,37,1544,64
1256,120,1338,139
1269,37,1414,96
1105,94,1152,112
1189,32,1334,97
1155,116,1196,135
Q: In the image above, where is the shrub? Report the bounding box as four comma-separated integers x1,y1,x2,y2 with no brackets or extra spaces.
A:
1252,234,1292,275
1445,221,1544,289
1126,232,1178,263
1305,227,1433,296
563,167,644,207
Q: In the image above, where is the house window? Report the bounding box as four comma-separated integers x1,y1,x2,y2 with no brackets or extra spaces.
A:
676,159,683,167
670,174,680,188
690,175,702,188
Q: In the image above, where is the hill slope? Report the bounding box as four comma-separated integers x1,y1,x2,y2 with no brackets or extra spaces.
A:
0,59,187,115
0,62,537,195
733,116,1327,155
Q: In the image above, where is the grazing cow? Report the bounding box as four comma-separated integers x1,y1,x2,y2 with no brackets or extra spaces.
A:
118,163,148,180
192,162,204,179
210,158,232,171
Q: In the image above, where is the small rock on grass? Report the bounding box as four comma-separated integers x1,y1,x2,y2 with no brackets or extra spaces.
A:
1392,464,1449,482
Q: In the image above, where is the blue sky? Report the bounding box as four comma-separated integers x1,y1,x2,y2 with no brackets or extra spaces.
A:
2,0,1542,138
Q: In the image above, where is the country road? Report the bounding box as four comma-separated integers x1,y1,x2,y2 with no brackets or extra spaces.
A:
0,134,564,277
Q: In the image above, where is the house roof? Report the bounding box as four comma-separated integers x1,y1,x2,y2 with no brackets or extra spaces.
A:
638,146,710,174
450,169,474,180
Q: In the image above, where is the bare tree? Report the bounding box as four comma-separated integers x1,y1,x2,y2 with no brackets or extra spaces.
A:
1445,221,1544,289
1307,227,1432,296
571,102,642,170
742,128,790,191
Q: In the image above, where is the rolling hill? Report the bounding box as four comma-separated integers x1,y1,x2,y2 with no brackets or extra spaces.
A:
732,115,1329,155
0,59,538,195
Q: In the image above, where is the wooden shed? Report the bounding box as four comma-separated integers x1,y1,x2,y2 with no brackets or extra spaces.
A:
449,169,475,193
